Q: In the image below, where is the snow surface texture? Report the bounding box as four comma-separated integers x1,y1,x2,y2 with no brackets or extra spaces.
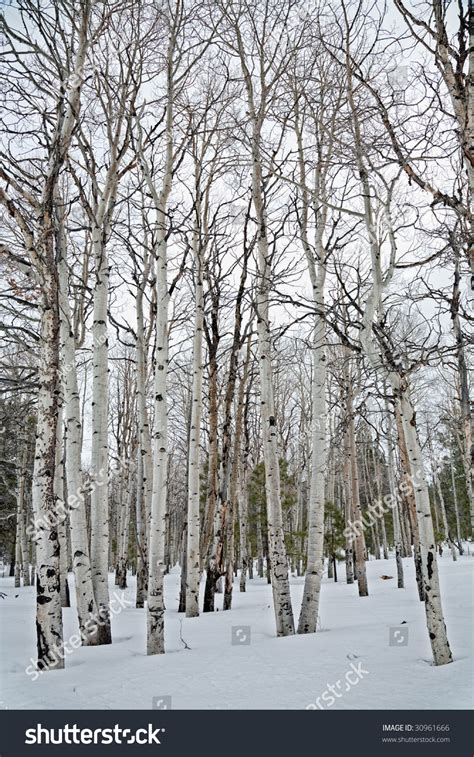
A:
1,554,472,710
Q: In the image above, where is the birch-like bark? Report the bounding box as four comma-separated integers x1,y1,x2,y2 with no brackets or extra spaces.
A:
135,280,152,607
90,218,112,645
116,463,133,589
238,463,249,592
32,265,64,670
146,213,170,649
143,28,175,650
385,404,404,588
17,444,30,586
393,404,423,599
58,239,100,644
1,0,93,672
235,55,294,637
185,234,204,618
295,116,329,632
54,403,70,607
238,378,252,593
450,248,473,533
14,509,21,588
395,385,453,665
200,347,219,567
224,338,251,609
343,452,355,582
343,357,368,596
297,306,327,631
372,452,389,560
343,7,452,663
434,466,457,562
450,459,463,554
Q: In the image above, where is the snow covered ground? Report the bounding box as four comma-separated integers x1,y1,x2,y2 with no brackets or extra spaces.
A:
1,553,472,710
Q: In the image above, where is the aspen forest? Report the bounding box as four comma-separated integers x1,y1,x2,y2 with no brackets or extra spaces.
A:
0,0,472,712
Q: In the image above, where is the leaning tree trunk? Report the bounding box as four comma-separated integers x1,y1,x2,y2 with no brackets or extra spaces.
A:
395,383,453,666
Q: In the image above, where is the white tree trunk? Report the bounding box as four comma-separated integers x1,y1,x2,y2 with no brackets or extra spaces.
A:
135,286,152,607
385,403,404,587
58,249,100,644
298,303,327,632
90,227,112,644
116,463,132,589
254,223,294,636
54,402,70,607
451,459,463,554
17,444,30,586
185,241,204,618
146,196,172,652
395,384,453,665
33,272,64,670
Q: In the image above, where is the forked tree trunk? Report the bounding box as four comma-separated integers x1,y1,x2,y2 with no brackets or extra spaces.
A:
58,246,100,643
293,95,329,634
345,21,450,662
